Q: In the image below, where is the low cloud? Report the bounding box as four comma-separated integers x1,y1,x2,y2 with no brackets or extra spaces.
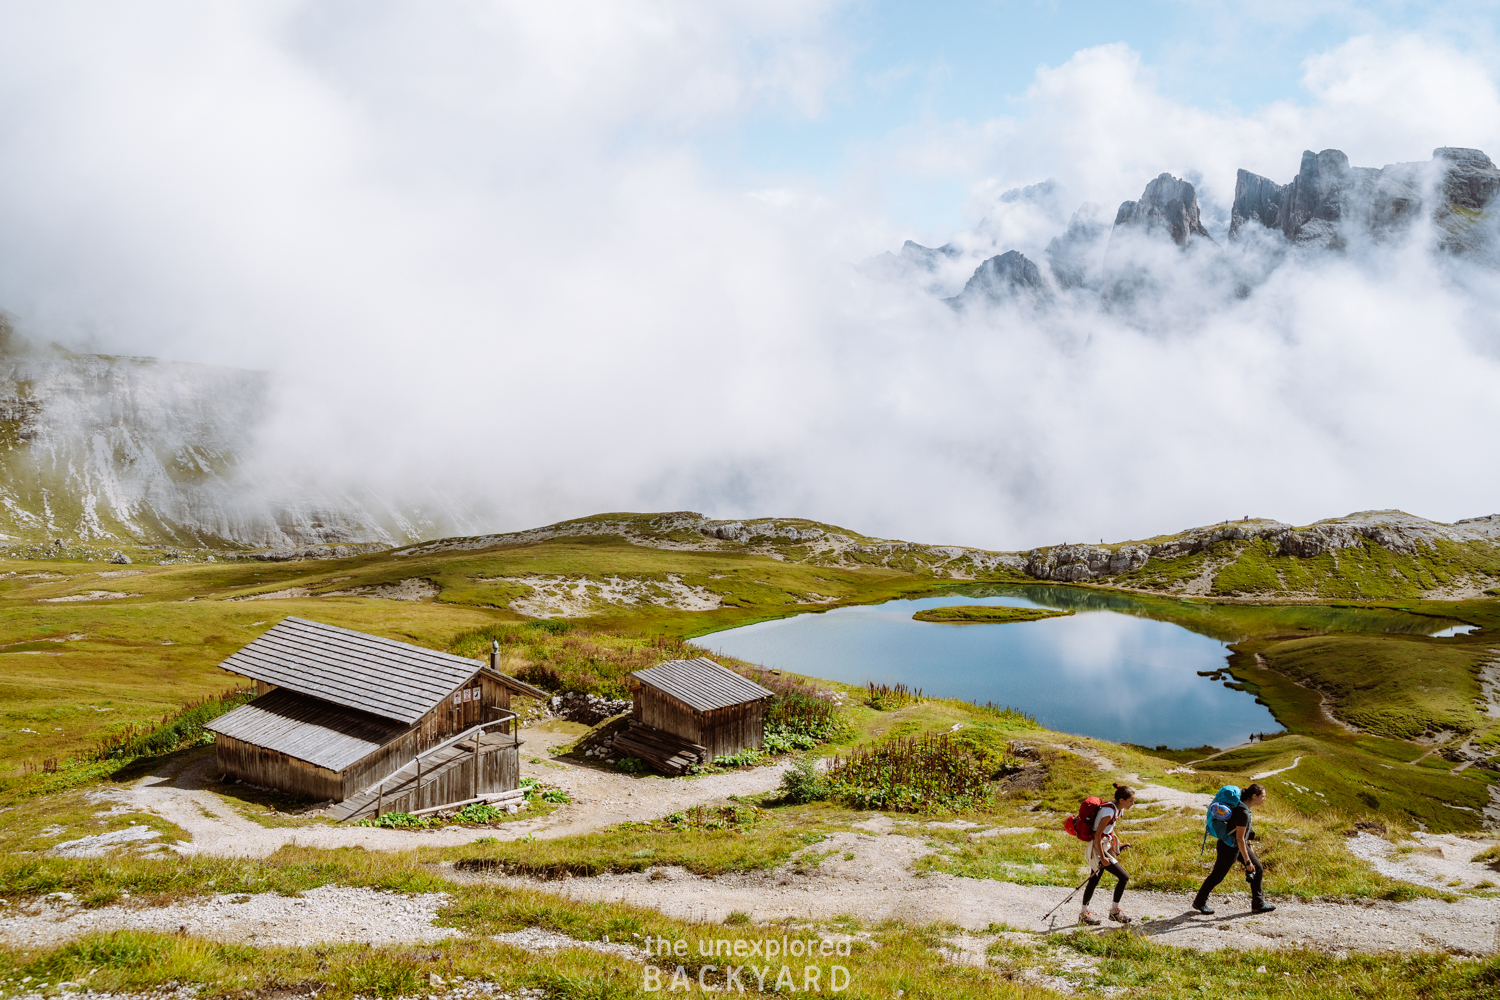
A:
0,6,1495,551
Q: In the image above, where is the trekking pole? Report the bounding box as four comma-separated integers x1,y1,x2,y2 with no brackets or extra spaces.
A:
1040,873,1094,922
1039,844,1130,923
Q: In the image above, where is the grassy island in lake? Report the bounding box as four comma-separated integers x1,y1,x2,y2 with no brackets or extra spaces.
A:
912,604,1074,624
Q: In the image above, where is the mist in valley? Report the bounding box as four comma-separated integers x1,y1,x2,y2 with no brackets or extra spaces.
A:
0,4,1496,553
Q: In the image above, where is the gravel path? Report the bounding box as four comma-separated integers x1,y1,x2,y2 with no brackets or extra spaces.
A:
463,815,1500,956
45,727,1500,958
0,886,457,948
114,729,791,858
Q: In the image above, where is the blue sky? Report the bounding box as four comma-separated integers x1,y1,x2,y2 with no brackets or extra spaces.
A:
705,0,1500,232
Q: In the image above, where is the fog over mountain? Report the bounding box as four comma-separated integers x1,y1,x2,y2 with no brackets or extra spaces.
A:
0,7,1496,553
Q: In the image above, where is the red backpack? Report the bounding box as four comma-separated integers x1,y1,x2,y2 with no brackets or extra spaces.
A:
1063,796,1103,841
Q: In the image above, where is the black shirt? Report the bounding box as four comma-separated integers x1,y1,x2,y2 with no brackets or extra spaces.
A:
1228,804,1255,842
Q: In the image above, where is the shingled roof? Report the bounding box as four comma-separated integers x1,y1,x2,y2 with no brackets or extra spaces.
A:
217,617,482,724
631,657,773,713
206,688,409,771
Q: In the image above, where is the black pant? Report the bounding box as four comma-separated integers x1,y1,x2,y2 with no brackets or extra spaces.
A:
1194,839,1264,908
1082,862,1128,906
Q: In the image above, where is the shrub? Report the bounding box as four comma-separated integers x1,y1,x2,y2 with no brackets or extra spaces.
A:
779,757,828,804
354,812,439,830
516,664,565,691
519,777,572,804
866,682,922,711
826,733,991,812
448,626,696,699
455,802,504,824
91,687,256,763
707,748,768,769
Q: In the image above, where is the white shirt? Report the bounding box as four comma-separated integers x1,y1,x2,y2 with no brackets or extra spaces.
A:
1085,803,1120,869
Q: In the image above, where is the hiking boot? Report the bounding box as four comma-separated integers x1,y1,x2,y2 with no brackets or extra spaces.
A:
1192,902,1214,915
1251,903,1277,914
1079,907,1102,926
1109,906,1132,924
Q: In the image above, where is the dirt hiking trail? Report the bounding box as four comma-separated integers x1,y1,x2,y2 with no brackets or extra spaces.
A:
463,812,1500,956
113,729,792,857
31,726,1499,958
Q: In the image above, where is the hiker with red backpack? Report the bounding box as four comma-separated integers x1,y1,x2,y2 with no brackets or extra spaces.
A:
1063,783,1135,925
1192,782,1275,915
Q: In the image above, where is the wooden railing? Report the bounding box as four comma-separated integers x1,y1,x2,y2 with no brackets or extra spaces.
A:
371,711,519,818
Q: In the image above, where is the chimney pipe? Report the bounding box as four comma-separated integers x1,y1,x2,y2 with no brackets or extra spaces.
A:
490,639,500,673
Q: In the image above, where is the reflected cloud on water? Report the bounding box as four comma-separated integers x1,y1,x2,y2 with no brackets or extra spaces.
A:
694,592,1278,749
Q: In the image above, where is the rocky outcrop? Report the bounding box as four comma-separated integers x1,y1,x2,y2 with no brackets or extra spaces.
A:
0,340,487,555
1021,510,1500,583
1436,147,1500,211
857,240,968,290
871,144,1500,310
551,692,631,725
1230,147,1498,250
947,251,1049,308
1025,544,1151,582
1228,169,1286,238
1433,148,1500,258
900,240,963,270
1044,204,1109,289
1112,174,1213,246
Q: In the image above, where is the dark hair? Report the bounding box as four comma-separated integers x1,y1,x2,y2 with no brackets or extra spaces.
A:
1244,783,1266,800
1112,783,1135,802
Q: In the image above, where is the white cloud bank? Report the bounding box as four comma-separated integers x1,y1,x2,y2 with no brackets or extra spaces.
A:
0,4,1494,551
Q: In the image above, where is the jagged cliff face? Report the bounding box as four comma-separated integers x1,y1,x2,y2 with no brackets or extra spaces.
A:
1227,147,1483,249
1112,173,1213,247
946,250,1050,308
869,145,1500,309
0,339,486,557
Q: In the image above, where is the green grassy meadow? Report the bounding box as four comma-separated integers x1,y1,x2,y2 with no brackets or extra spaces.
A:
2,519,1500,998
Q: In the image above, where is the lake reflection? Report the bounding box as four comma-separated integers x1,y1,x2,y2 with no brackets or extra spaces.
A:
693,593,1279,749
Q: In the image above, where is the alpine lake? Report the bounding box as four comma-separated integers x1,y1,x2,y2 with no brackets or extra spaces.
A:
692,585,1461,750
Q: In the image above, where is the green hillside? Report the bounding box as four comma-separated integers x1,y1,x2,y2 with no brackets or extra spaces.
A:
3,512,1500,999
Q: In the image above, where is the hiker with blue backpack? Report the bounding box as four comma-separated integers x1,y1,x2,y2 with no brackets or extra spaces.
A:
1192,782,1276,915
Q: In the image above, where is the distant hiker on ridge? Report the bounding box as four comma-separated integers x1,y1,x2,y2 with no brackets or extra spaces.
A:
1193,782,1275,915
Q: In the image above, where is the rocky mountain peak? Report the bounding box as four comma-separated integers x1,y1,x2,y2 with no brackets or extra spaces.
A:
900,240,963,269
872,143,1500,314
1044,203,1109,290
1435,147,1500,211
1229,146,1497,249
1112,173,1212,246
947,250,1048,308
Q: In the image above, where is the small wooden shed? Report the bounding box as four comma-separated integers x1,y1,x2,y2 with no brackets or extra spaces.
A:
628,657,774,759
206,617,547,821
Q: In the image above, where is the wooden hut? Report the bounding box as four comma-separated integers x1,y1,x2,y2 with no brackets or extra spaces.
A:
206,617,547,821
617,658,773,773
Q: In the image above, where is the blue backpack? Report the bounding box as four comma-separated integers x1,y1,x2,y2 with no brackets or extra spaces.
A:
1201,785,1241,853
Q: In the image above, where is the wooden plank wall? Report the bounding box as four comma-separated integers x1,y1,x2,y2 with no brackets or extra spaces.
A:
216,734,342,801
635,687,702,743
633,687,765,759
699,700,765,758
373,746,520,815
226,666,521,804
341,669,502,798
